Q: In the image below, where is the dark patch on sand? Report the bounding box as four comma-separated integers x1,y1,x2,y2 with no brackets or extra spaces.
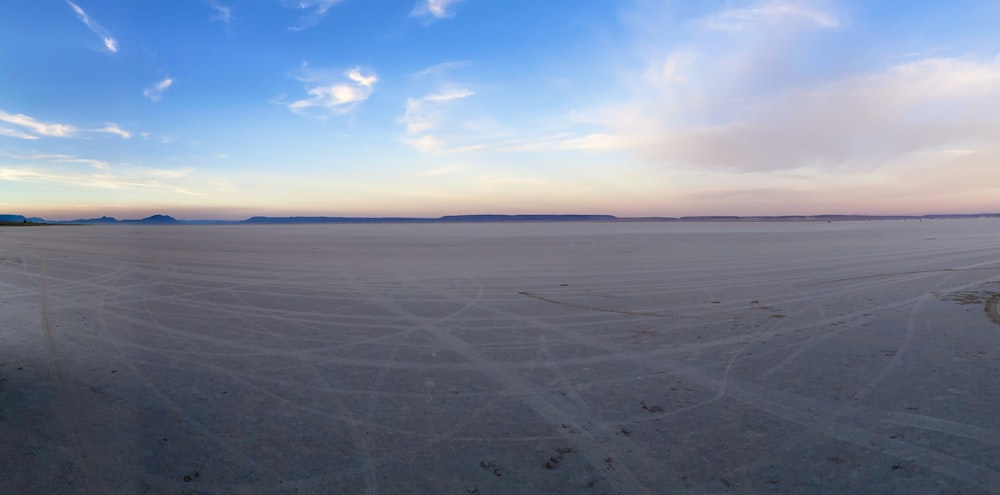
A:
479,461,502,477
985,293,1000,327
937,290,1000,327
543,448,575,469
518,291,665,317
940,291,988,305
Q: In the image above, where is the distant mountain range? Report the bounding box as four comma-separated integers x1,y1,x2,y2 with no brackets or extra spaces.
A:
56,214,183,224
4,212,1000,226
0,214,47,224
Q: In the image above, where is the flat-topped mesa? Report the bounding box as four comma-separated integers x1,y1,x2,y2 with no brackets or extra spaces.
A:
68,216,120,224
244,216,437,224
437,214,619,222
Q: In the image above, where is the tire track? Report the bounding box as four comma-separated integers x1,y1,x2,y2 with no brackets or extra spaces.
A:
37,255,93,494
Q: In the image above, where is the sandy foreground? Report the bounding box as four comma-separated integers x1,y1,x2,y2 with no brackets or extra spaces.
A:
1,221,999,494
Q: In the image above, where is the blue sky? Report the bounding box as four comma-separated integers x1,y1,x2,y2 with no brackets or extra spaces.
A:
1,0,999,219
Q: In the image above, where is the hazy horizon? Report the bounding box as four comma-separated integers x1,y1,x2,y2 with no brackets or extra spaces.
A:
2,1,999,217
11,208,1000,223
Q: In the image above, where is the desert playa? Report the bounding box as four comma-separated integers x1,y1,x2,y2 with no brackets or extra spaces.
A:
2,220,999,494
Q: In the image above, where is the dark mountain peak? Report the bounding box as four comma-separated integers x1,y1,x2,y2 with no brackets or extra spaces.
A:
139,214,178,224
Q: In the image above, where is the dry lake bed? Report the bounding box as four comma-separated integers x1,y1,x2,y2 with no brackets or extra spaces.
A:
2,220,999,494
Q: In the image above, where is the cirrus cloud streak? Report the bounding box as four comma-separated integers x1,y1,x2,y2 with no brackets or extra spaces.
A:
65,0,118,53
0,110,131,140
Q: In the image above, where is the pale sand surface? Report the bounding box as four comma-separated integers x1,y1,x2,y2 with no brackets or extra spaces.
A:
1,221,999,494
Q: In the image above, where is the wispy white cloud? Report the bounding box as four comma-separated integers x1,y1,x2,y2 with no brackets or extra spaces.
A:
628,56,1000,172
95,123,131,139
0,128,40,140
13,153,111,170
288,66,378,117
401,134,444,154
399,86,474,152
424,87,473,102
0,167,199,195
296,0,343,14
0,111,132,140
413,60,470,78
701,1,840,31
209,2,233,23
144,77,174,102
497,133,640,153
423,163,467,176
411,0,462,19
285,0,345,30
65,0,119,53
644,49,700,84
0,157,197,194
139,167,194,180
0,111,75,138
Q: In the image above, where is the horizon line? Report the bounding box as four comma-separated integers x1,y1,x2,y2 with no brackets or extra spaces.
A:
6,211,1000,224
